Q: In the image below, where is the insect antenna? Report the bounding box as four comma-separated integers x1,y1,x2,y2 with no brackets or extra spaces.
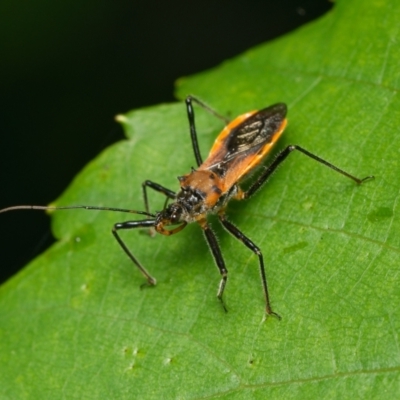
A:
0,205,156,218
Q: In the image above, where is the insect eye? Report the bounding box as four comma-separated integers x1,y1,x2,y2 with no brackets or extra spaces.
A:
169,205,182,224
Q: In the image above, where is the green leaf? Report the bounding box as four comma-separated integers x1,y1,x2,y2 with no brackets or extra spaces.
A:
1,0,400,398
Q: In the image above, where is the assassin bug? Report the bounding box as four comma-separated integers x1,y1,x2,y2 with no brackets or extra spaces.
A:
0,97,373,318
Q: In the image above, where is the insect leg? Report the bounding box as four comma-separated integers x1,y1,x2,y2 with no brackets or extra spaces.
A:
186,96,230,124
113,219,158,285
244,145,374,199
219,214,281,319
199,220,229,312
142,180,175,214
185,96,230,167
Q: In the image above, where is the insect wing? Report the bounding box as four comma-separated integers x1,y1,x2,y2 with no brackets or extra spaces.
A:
199,103,287,189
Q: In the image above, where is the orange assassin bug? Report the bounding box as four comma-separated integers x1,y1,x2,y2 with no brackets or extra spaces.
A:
0,97,373,318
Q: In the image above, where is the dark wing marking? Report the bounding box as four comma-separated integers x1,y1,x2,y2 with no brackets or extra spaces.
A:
201,103,287,179
223,103,287,162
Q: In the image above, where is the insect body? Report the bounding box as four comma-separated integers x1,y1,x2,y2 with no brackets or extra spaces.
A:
0,97,373,318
